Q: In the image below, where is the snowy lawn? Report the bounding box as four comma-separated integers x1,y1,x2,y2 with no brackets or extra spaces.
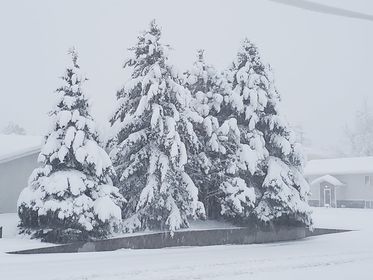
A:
0,207,373,279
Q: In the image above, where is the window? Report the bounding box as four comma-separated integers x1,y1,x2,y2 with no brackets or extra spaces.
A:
364,175,373,186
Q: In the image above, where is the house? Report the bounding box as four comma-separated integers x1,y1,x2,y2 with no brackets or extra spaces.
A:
304,157,373,208
0,134,42,213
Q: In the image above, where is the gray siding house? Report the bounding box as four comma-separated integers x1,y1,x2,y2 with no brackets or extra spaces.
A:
304,157,373,208
0,135,41,213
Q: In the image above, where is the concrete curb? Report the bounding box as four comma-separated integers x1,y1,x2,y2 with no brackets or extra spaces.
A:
8,227,350,255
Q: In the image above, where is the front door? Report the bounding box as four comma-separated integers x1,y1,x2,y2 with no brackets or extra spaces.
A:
324,188,332,207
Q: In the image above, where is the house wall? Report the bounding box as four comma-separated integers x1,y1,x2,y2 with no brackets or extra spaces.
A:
307,175,320,207
337,174,373,200
0,153,39,213
306,173,373,208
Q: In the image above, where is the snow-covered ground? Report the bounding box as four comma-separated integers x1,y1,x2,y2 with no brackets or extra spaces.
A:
1,207,372,279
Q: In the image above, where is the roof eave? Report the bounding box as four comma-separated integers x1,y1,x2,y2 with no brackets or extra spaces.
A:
0,147,41,164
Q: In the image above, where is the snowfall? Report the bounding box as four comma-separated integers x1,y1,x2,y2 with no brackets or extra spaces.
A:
0,207,372,280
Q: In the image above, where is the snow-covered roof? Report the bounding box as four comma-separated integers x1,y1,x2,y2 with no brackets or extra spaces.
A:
310,175,345,187
0,134,42,164
304,157,373,176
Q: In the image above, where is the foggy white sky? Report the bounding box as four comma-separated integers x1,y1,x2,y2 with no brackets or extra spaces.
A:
0,0,372,150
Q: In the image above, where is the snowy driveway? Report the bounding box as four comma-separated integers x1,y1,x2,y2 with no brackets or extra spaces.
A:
0,208,372,280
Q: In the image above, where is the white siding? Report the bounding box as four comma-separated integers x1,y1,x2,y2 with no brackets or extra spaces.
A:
336,174,373,201
0,153,39,213
306,174,373,202
307,175,320,200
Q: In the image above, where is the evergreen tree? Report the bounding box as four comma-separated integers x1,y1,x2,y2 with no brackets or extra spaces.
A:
216,40,271,222
241,42,312,226
109,21,204,233
184,50,233,218
17,49,124,243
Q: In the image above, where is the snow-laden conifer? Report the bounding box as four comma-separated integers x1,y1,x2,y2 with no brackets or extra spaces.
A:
184,50,235,218
240,42,312,225
216,40,271,221
109,21,204,233
17,49,124,243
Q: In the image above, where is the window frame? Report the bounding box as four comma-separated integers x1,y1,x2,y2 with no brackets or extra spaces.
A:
364,175,373,186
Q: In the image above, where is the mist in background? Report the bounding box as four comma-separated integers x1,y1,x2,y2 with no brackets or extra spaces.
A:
0,0,372,153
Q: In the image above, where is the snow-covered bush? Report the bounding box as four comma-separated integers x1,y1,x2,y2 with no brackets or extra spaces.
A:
17,49,124,243
109,21,204,233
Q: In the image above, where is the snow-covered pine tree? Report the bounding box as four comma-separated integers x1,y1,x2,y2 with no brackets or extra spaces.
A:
218,39,272,222
238,41,312,226
17,49,124,243
184,50,233,218
109,21,204,233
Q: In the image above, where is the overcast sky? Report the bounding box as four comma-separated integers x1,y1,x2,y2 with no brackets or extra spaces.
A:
0,0,372,150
